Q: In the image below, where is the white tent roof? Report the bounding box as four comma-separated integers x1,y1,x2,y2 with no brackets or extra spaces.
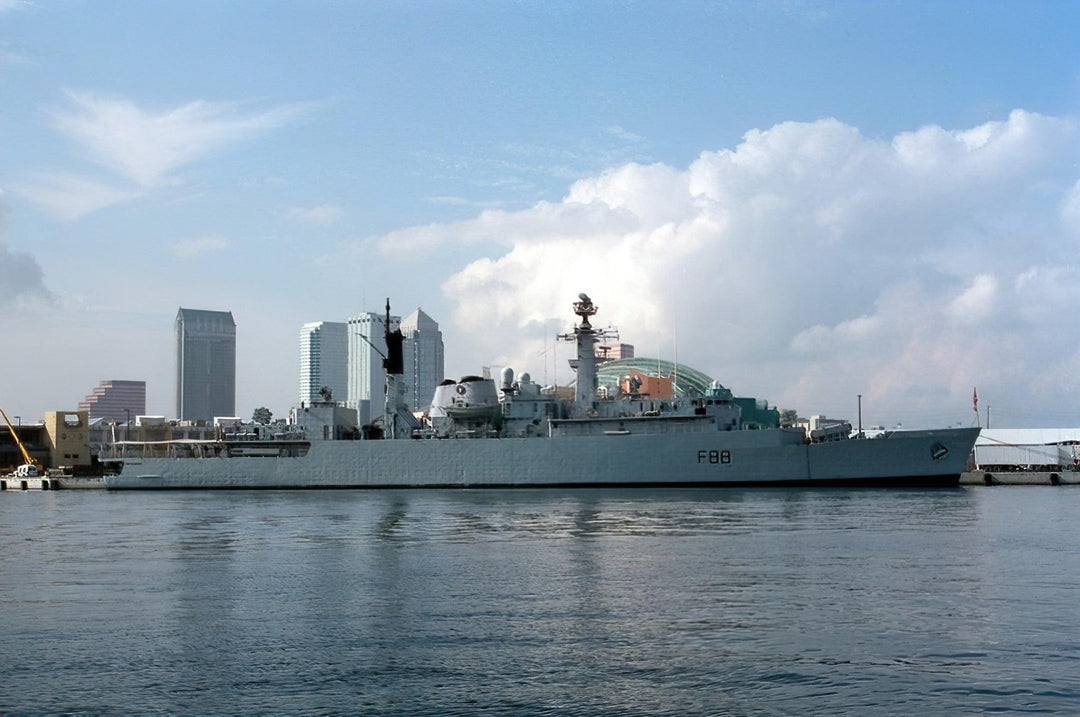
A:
976,428,1080,446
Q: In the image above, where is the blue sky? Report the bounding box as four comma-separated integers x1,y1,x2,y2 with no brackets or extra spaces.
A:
2,1,1080,427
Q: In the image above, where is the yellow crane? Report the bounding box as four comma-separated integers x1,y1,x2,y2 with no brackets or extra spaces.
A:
1,407,41,477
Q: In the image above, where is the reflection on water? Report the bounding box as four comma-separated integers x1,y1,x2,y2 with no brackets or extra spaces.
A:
1,487,1078,715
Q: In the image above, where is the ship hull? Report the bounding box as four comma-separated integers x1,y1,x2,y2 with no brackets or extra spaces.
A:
103,427,979,490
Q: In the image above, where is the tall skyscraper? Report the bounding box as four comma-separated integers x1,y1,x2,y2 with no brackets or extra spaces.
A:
346,311,399,411
401,308,444,411
299,321,348,405
79,380,146,422
175,308,236,421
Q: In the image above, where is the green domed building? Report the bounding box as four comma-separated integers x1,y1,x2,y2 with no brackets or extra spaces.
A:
593,357,783,429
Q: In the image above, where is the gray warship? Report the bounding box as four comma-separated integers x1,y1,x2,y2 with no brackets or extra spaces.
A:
102,294,979,489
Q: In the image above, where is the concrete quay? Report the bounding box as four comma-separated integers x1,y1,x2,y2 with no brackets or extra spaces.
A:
961,471,1079,486
0,474,61,491
0,475,106,491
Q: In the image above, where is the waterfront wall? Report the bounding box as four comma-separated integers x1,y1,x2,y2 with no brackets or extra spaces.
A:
961,471,1079,486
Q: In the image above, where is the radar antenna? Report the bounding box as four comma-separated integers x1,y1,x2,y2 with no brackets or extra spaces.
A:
572,293,598,329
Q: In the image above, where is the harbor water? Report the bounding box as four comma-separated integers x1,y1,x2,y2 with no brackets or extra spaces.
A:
2,487,1078,715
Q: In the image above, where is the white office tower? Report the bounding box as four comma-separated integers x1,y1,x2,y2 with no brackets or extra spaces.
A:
298,322,348,406
401,308,444,411
346,311,400,420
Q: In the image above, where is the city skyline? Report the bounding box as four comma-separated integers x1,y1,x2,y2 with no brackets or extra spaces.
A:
2,3,1079,427
301,307,445,421
62,303,446,426
68,316,624,424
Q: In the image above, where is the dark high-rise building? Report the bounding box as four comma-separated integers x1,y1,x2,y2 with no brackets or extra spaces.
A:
79,380,146,422
175,308,236,421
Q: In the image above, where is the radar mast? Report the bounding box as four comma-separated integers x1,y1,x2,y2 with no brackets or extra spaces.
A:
558,293,617,417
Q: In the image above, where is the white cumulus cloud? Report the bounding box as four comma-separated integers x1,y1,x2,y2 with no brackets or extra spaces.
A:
367,110,1080,426
946,274,998,324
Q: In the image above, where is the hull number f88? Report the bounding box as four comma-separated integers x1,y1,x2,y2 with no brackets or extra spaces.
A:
697,450,732,465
